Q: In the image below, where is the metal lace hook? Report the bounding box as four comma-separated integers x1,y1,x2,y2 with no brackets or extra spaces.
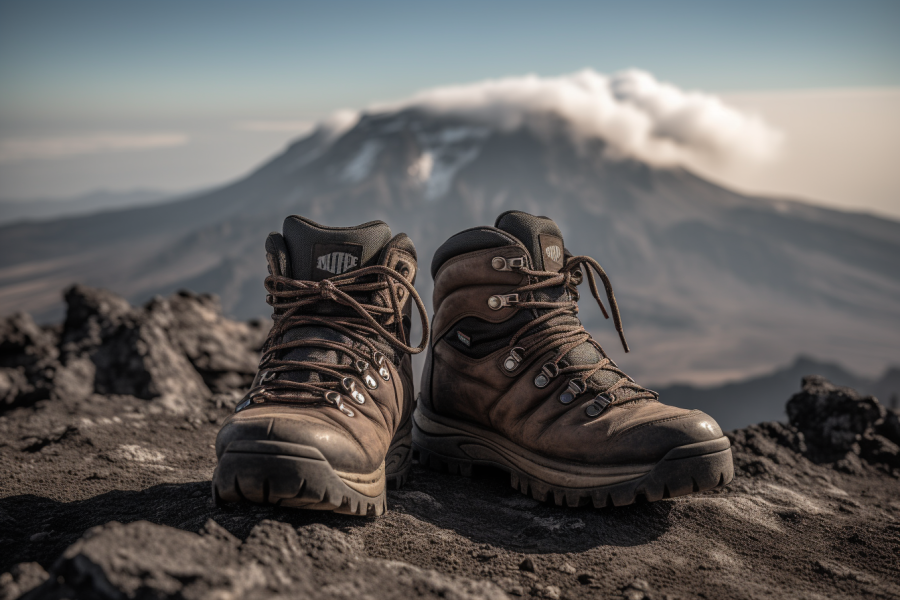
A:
324,391,355,417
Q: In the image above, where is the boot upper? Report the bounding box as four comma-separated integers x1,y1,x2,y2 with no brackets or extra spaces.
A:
422,211,723,466
216,216,427,475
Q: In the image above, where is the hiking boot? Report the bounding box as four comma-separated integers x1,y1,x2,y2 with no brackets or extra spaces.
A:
414,211,733,507
213,216,428,516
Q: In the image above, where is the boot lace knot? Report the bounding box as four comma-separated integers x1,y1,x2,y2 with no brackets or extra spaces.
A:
502,254,657,413
235,264,429,414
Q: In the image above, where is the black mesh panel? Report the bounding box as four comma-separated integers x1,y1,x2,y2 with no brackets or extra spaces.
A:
495,211,563,271
442,312,534,359
430,227,518,277
282,215,392,281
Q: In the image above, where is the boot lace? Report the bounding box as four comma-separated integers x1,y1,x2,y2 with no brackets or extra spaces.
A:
496,254,657,415
235,265,429,416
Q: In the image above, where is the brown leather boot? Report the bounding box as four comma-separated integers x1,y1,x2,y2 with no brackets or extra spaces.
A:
213,216,428,516
415,211,733,507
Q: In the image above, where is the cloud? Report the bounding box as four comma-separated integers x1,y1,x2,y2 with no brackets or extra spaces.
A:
234,120,316,134
0,133,189,163
368,69,783,168
314,109,361,143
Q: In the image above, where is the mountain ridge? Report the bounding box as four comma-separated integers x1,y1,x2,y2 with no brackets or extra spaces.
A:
652,354,900,430
1,109,898,384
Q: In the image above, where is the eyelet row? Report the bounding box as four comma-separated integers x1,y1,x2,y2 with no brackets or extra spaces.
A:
529,361,614,417
328,351,393,417
240,349,394,418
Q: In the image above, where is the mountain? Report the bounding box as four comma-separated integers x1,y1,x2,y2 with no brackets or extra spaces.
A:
1,108,899,385
0,188,177,225
652,355,900,431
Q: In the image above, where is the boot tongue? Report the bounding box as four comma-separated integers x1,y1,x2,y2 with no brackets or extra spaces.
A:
494,211,565,272
277,216,393,388
495,210,634,400
282,216,392,281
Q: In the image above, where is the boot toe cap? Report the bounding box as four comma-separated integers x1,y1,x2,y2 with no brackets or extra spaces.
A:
610,409,725,464
215,409,379,474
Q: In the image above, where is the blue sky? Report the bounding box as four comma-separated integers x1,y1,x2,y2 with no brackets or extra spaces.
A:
0,0,898,214
2,0,897,127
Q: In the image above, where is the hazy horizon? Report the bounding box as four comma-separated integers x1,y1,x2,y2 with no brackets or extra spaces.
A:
1,1,899,218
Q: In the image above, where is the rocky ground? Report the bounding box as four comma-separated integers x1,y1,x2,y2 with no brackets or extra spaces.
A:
1,287,899,600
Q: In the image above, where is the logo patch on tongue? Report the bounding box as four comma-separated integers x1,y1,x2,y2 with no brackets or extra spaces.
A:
539,234,565,272
312,243,364,280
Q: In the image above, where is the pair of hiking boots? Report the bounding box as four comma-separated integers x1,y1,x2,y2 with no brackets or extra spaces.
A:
212,211,734,516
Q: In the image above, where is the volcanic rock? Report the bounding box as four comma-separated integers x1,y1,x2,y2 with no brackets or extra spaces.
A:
17,519,506,600
157,290,266,393
1,292,899,599
787,375,900,470
0,285,264,416
0,312,57,408
0,562,47,600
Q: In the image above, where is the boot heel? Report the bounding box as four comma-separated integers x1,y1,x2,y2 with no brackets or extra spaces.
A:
413,444,474,476
386,420,413,489
411,414,475,477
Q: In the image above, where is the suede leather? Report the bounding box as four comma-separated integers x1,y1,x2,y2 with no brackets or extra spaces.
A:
216,246,418,475
424,247,725,466
433,246,529,307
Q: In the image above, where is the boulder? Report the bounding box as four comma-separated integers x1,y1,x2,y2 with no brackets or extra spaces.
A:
786,375,900,469
0,285,266,413
0,312,58,408
22,520,506,600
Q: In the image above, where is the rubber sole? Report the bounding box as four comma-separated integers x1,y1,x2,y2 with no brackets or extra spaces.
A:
412,407,734,508
212,428,412,517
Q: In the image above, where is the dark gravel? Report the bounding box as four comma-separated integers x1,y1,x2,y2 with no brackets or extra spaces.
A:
1,286,899,600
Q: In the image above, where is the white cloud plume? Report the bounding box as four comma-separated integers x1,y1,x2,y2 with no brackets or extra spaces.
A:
0,132,188,163
368,69,783,167
314,109,361,143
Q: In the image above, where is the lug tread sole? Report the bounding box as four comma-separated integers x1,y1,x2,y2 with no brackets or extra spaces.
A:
212,440,411,516
413,416,734,508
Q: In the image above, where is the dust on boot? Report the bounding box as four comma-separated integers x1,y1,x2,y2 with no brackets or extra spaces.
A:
415,210,733,507
213,216,428,516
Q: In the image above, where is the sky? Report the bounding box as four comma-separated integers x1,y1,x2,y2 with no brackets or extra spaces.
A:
1,0,898,217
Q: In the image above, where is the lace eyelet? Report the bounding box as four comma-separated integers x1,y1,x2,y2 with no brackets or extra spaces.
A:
256,369,277,385
585,394,612,417
502,347,526,372
559,379,586,405
534,362,560,388
491,256,526,271
324,391,355,417
341,377,366,405
354,360,378,389
487,294,519,310
373,352,391,381
235,386,266,412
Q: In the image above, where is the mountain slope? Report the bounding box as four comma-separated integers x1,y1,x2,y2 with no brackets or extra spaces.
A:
653,356,900,431
1,109,898,384
0,189,177,225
